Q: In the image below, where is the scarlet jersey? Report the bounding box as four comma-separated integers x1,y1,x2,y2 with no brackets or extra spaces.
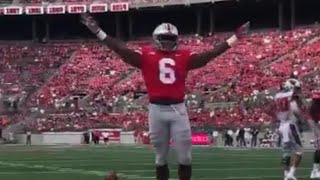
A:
137,46,194,102
310,92,320,149
311,91,320,121
313,91,320,99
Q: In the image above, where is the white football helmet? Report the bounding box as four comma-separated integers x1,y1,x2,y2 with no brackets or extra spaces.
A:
152,23,178,51
282,78,301,91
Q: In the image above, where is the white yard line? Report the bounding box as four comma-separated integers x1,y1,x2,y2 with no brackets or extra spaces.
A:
0,171,76,175
120,167,312,173
0,161,172,180
79,148,304,157
0,161,312,180
199,175,310,179
0,170,311,180
0,160,279,166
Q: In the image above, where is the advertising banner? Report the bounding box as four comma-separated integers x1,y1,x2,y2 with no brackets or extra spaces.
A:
110,2,129,12
137,132,212,146
89,4,107,13
26,6,44,15
4,7,23,15
90,128,122,142
47,5,65,14
191,133,211,145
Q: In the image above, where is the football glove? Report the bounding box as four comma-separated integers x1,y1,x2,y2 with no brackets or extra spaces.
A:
236,21,250,39
80,13,101,34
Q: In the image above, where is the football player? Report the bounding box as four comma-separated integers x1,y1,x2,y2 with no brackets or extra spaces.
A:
270,79,304,180
81,13,249,180
309,90,320,179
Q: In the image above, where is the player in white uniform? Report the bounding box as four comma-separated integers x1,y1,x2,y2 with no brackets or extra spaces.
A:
272,79,303,180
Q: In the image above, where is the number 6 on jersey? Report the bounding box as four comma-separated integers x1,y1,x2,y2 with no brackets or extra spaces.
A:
159,58,176,84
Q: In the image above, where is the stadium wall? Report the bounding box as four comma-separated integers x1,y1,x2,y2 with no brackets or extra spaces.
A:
12,131,316,148
14,131,135,145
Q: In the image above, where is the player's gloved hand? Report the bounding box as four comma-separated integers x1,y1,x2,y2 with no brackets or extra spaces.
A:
81,13,101,34
235,21,250,39
227,21,250,47
81,13,107,40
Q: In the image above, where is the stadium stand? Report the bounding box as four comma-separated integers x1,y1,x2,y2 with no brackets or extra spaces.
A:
1,26,319,131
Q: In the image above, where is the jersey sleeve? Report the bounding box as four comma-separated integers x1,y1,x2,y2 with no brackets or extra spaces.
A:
183,49,196,71
134,46,147,69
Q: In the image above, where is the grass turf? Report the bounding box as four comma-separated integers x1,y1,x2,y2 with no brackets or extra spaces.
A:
0,145,315,180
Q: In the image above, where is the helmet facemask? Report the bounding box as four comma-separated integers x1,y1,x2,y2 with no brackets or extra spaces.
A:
154,34,178,52
282,78,301,92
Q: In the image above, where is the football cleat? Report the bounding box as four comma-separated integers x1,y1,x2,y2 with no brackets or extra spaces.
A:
286,173,297,180
310,170,320,179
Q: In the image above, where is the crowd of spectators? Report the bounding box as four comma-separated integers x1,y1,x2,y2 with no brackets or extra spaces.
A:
0,42,74,101
24,105,273,132
1,27,320,132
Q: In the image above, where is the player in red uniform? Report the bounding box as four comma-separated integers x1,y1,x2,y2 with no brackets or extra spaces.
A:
81,13,249,180
309,90,320,179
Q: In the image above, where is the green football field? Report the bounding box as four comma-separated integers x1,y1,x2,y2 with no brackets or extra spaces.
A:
0,145,315,180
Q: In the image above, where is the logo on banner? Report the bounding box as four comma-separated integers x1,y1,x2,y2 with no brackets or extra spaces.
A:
110,2,129,12
4,7,23,15
47,5,65,14
68,4,86,14
191,133,210,145
89,4,107,13
169,133,211,146
26,6,44,15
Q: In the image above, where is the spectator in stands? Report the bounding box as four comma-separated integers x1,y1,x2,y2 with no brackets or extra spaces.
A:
0,118,3,139
238,127,246,147
9,132,14,143
212,130,219,146
83,131,90,144
26,130,32,145
102,131,110,145
93,131,100,144
250,128,259,147
227,129,234,146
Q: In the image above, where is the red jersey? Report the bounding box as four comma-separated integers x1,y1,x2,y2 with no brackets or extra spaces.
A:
312,92,320,120
138,46,194,102
313,91,320,99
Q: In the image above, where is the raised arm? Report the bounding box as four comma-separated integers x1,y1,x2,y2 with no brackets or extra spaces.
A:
80,13,141,68
188,22,250,70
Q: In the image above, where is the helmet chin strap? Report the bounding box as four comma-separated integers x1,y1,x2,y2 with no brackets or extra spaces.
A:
160,42,177,52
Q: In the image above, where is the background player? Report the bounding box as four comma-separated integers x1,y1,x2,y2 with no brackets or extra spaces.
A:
271,79,304,180
80,13,249,180
308,90,320,179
